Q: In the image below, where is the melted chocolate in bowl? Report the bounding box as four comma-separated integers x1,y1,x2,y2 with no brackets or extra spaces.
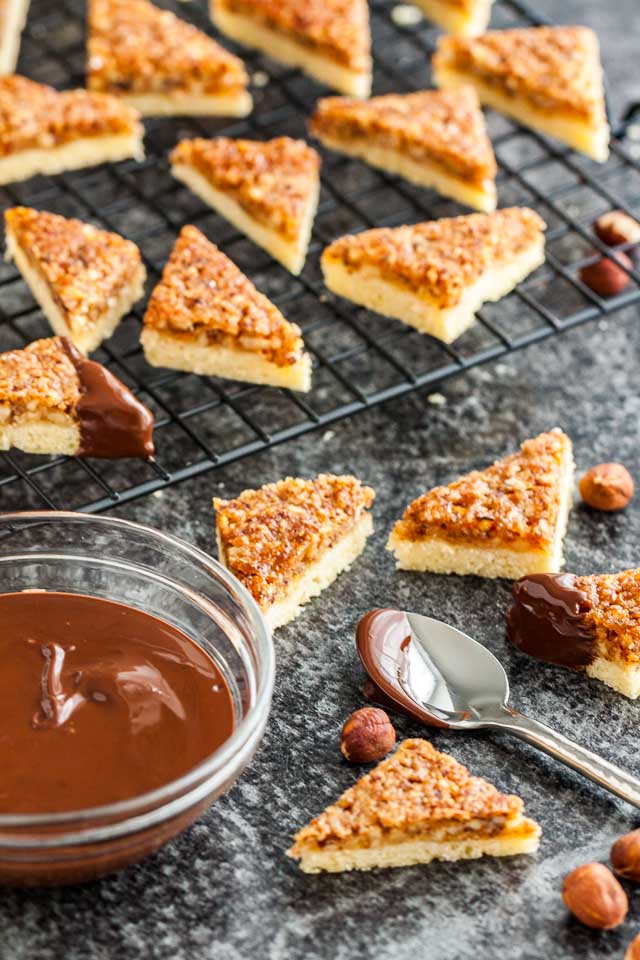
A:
0,512,274,888
0,592,235,815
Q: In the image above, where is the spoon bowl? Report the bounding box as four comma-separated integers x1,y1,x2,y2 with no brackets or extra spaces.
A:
357,607,640,811
357,608,510,727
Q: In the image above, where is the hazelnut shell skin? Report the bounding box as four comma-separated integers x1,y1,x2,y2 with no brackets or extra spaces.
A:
625,932,640,960
562,863,628,930
579,462,634,512
594,210,640,248
579,253,633,297
612,829,640,881
340,707,396,764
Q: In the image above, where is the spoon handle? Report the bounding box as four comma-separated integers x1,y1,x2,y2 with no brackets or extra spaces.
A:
491,709,640,809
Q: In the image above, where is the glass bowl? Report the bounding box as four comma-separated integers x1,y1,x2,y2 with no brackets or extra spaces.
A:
0,511,274,886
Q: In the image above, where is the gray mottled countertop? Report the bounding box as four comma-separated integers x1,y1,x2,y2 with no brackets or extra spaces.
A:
4,1,640,959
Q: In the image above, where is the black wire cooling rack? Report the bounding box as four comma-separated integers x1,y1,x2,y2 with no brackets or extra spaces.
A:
2,0,640,512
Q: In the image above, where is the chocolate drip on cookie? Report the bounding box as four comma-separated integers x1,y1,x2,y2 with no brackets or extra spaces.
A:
61,338,154,459
507,573,596,669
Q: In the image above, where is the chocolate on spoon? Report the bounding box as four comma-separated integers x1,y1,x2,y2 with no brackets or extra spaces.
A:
356,608,640,809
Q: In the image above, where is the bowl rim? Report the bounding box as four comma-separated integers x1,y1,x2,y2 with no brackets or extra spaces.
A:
0,510,275,835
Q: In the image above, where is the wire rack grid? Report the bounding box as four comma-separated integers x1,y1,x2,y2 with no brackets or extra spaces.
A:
1,0,640,512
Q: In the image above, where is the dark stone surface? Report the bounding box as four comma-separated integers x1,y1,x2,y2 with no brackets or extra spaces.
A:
3,1,640,958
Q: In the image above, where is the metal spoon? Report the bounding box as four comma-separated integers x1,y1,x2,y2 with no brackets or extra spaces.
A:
357,608,640,809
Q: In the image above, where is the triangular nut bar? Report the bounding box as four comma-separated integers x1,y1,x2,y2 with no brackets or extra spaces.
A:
508,567,640,699
387,428,574,579
170,137,320,274
433,25,610,161
211,0,372,98
5,207,145,355
413,0,495,37
0,75,143,187
0,336,154,459
310,87,497,212
288,738,541,872
214,473,375,629
141,225,311,391
88,0,251,117
321,207,545,343
0,0,30,74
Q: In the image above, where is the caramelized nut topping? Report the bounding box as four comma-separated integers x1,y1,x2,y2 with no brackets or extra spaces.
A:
391,429,571,548
217,0,370,70
88,0,248,97
143,225,304,368
0,75,140,158
215,474,375,609
5,207,144,338
323,208,545,309
290,739,522,853
311,87,496,187
434,26,605,122
171,137,320,242
0,337,80,415
443,0,481,8
578,569,640,664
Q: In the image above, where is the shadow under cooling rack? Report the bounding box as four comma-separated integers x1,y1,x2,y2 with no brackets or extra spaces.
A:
2,0,640,511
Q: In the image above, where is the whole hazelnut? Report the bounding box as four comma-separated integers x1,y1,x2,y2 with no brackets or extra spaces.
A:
594,210,640,248
580,252,633,297
562,863,628,929
625,933,640,960
340,707,396,763
579,463,634,512
612,829,640,881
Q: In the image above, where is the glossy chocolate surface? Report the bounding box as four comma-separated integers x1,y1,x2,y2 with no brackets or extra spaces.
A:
62,339,154,459
356,608,451,728
0,591,235,814
507,573,596,669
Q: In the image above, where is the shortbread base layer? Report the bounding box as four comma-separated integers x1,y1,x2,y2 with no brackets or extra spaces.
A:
434,64,610,163
6,233,146,355
217,511,373,631
0,133,145,186
211,4,371,98
315,133,496,212
141,327,312,392
171,162,318,275
414,0,493,36
0,415,79,456
0,0,30,74
387,444,573,578
322,237,545,344
586,659,640,700
291,817,540,873
389,540,555,579
114,90,252,118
